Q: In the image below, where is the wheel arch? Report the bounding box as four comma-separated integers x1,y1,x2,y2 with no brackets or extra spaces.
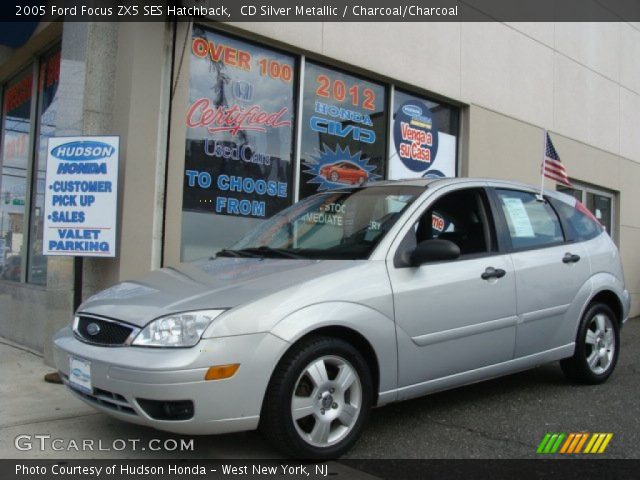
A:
588,289,623,326
286,325,381,405
267,302,398,407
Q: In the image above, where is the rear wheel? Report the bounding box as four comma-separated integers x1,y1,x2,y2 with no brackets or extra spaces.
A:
561,303,619,384
260,336,373,459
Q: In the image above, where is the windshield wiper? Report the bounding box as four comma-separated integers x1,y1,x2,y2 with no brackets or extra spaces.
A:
241,246,306,259
215,247,306,259
215,249,263,258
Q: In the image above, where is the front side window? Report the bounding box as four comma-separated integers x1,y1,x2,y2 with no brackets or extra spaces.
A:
413,188,495,256
496,189,564,250
231,186,422,260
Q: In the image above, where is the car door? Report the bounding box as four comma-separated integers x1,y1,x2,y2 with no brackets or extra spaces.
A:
491,188,591,358
387,185,518,391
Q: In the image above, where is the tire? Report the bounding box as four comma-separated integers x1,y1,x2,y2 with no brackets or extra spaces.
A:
330,171,340,183
561,303,620,385
260,336,373,459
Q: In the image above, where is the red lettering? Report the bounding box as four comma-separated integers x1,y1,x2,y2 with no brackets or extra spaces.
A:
191,38,251,71
186,98,292,136
238,51,251,70
400,122,428,144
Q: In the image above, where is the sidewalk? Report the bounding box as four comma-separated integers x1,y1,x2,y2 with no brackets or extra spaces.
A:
0,339,97,431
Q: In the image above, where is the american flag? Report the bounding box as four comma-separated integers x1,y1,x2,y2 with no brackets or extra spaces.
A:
543,132,571,186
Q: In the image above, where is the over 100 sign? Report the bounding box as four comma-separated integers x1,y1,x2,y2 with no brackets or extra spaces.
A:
43,136,119,257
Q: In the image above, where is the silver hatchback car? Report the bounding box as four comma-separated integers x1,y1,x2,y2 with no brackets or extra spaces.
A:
53,178,630,458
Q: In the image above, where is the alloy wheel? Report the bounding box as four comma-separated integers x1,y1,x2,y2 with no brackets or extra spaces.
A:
584,313,615,375
290,355,362,448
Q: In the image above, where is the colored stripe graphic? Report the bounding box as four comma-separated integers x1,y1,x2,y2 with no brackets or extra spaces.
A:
538,433,612,454
584,433,613,454
537,433,565,454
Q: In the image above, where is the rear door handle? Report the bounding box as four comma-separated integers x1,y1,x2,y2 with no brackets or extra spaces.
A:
563,253,581,264
481,267,506,280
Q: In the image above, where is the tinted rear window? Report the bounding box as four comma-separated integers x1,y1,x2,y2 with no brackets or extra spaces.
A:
551,198,603,242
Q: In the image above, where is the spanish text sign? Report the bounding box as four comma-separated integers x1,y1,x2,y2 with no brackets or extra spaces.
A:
43,136,119,257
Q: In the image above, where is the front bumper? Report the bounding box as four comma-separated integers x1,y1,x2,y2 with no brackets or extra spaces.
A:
52,326,288,435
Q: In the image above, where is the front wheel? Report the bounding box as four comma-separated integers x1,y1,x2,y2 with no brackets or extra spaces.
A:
260,336,373,459
561,303,620,384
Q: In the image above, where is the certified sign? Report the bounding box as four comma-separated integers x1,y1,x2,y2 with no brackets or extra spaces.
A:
43,136,119,257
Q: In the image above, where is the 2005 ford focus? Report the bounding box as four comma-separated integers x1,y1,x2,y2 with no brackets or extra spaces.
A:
53,178,630,458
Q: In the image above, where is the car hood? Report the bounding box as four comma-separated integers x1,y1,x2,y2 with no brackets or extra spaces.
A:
78,257,359,327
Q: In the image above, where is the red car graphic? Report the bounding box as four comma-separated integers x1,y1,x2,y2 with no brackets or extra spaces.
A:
320,161,369,185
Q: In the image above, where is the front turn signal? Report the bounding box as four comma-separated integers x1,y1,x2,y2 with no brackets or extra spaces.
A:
205,364,240,381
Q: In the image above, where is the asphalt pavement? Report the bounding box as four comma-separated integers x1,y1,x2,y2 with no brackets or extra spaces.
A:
1,318,638,460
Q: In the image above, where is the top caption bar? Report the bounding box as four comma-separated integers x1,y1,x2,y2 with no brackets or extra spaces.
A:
7,0,640,22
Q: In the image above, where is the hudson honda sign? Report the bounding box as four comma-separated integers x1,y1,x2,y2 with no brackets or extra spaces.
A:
43,136,119,257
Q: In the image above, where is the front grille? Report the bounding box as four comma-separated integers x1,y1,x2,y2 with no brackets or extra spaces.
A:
74,315,136,346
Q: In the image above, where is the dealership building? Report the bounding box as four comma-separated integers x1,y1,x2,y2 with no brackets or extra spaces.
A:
0,19,639,363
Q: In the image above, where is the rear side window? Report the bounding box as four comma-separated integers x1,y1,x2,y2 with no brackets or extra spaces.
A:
551,198,603,242
495,189,564,250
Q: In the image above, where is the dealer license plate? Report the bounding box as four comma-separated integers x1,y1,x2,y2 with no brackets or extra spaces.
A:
69,356,92,394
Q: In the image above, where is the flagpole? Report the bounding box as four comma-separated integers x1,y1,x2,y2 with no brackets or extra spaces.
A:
539,129,547,199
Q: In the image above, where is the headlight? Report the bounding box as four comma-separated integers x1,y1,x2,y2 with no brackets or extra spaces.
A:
132,310,225,347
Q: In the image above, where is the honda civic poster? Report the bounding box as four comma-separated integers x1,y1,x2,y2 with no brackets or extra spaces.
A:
298,62,387,199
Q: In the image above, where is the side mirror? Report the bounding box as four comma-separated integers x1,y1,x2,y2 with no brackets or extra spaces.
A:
404,239,461,266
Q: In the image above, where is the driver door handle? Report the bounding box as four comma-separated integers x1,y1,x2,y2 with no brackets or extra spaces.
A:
563,252,581,264
481,267,506,280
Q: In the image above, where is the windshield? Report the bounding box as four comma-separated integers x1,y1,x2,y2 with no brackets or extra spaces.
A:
223,186,423,260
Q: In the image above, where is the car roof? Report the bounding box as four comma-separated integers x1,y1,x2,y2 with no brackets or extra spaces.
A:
359,177,577,205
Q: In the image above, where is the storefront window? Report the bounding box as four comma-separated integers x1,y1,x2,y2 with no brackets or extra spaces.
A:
389,89,459,180
587,192,612,236
182,26,296,260
0,69,33,282
299,62,387,199
28,47,60,285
